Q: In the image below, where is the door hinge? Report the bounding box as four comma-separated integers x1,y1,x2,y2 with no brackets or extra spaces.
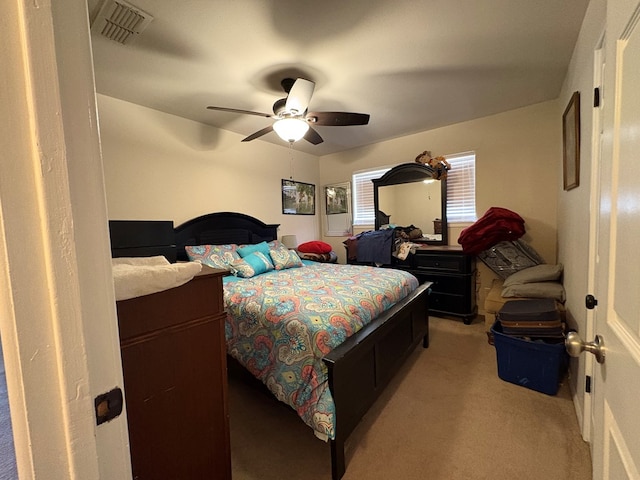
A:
594,87,600,107
585,375,592,393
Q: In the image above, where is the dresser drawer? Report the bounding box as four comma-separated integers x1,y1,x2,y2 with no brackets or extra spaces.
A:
117,271,223,340
420,273,469,294
429,291,469,314
415,254,467,273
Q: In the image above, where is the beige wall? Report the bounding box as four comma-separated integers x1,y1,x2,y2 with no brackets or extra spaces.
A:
98,94,322,245
100,95,561,310
319,100,561,305
556,0,605,434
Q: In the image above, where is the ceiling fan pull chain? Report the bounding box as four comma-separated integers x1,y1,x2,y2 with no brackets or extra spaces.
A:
289,141,295,179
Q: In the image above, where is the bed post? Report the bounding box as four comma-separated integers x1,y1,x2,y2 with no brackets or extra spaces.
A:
330,437,346,480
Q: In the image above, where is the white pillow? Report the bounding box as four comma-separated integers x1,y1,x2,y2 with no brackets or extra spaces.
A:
501,281,565,303
503,264,563,287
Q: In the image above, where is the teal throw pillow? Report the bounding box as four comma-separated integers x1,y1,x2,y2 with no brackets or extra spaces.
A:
237,241,270,258
230,251,274,278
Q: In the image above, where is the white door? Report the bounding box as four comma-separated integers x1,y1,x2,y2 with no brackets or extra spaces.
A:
589,1,640,477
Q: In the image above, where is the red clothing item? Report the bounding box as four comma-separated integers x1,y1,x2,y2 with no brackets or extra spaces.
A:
457,207,525,255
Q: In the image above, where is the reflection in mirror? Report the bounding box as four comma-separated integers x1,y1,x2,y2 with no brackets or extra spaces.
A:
373,163,448,245
378,181,442,238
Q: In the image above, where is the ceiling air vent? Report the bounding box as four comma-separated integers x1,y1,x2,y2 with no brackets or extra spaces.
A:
91,0,153,45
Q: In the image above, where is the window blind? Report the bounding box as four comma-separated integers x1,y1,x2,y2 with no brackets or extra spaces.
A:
445,153,476,223
352,167,390,225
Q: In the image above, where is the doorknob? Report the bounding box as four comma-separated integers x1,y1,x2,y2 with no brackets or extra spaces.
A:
565,331,606,364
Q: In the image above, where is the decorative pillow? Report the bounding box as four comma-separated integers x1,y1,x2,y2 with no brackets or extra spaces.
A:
297,240,332,254
269,244,304,270
230,251,274,278
503,263,563,287
502,282,566,303
237,241,270,258
185,244,240,270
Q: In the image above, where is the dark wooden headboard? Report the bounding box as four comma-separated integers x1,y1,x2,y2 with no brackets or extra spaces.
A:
109,220,176,262
109,213,280,262
174,212,279,261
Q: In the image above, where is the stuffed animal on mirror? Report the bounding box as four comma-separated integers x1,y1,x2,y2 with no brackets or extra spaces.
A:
414,150,451,180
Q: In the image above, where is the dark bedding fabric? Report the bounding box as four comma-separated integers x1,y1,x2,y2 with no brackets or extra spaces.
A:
458,207,525,255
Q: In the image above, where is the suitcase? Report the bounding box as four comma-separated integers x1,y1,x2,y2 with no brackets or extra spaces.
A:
497,299,564,338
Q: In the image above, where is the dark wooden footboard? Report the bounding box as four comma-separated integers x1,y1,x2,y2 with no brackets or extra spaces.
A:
323,282,431,480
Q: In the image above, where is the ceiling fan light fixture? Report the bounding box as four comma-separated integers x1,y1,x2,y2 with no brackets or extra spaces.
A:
273,118,309,142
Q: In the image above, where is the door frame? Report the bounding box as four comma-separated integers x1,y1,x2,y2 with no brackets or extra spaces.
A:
0,0,131,478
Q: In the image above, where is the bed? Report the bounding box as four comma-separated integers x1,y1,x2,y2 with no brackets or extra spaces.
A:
111,212,431,480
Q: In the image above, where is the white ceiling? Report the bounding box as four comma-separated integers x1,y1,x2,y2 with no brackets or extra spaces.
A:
88,0,589,156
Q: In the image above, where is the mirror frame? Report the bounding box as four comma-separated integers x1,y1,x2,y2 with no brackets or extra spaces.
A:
373,162,448,245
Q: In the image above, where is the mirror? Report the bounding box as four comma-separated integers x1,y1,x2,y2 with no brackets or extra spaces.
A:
373,163,448,245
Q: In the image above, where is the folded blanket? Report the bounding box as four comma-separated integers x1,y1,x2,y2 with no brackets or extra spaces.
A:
112,256,202,300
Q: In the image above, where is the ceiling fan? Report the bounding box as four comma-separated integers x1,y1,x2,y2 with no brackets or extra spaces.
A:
206,78,370,145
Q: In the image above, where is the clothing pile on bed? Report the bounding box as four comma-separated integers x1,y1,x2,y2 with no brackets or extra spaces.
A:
458,207,566,340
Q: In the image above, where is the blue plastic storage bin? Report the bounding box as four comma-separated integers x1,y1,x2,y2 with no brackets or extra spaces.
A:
491,322,568,395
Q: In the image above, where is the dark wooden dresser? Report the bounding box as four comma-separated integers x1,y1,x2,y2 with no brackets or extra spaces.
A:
116,267,231,479
394,245,477,324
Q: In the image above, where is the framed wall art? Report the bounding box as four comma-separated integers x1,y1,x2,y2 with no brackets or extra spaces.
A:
562,91,580,191
281,179,315,215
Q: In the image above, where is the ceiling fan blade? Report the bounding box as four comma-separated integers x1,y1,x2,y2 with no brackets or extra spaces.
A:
241,125,274,142
304,127,323,145
285,78,315,115
207,106,273,118
306,112,370,126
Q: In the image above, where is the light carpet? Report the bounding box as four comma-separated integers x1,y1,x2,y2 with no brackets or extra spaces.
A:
229,316,592,480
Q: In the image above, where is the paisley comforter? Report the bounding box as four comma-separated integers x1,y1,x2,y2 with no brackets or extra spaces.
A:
223,262,419,440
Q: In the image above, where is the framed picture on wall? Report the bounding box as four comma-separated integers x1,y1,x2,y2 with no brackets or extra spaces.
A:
281,179,315,215
562,91,580,191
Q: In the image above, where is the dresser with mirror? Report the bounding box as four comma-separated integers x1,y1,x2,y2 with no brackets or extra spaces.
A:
371,162,477,323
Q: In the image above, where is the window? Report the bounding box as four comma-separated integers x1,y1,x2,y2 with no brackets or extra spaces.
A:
352,167,390,225
445,152,476,223
352,152,476,226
